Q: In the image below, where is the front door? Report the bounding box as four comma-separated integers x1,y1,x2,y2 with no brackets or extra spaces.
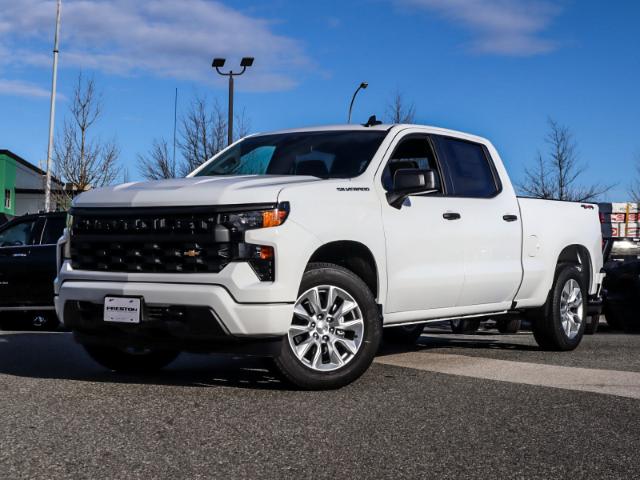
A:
379,134,466,317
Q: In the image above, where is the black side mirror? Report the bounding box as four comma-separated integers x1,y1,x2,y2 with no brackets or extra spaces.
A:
387,168,437,209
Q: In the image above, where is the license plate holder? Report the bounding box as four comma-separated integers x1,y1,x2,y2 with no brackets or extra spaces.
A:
103,296,142,324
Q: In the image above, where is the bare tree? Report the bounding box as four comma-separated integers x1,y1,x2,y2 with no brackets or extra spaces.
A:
137,138,177,180
54,74,120,197
386,90,416,124
629,154,640,202
178,95,227,176
519,118,613,202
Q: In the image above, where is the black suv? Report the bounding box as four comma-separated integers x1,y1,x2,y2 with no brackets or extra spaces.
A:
0,212,66,329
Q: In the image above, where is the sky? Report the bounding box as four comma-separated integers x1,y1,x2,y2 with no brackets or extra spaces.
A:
0,0,638,199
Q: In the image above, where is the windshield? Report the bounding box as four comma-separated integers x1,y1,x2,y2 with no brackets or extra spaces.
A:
193,130,387,178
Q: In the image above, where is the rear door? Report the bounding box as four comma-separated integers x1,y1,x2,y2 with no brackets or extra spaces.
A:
432,135,522,310
28,215,66,306
0,217,41,307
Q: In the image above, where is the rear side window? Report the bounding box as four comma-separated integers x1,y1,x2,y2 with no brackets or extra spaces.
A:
434,136,499,198
40,217,66,245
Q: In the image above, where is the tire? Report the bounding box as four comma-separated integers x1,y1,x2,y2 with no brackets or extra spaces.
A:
531,264,586,351
30,312,60,331
584,315,599,335
383,323,425,345
603,303,624,330
497,317,521,334
273,262,382,390
450,318,480,334
83,345,179,373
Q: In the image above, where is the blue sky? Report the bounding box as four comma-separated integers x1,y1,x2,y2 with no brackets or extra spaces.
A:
0,0,638,199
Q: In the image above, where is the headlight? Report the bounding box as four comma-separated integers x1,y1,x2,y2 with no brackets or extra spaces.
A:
220,202,289,233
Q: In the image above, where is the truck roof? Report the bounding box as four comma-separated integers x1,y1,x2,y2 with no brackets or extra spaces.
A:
253,124,491,145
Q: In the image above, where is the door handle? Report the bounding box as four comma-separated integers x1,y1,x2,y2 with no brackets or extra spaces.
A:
502,214,518,222
11,253,27,257
443,212,461,220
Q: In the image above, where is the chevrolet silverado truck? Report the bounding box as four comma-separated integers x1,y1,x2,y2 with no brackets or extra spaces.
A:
54,124,604,389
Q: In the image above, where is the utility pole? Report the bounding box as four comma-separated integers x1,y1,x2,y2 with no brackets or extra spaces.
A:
212,57,254,146
44,0,61,212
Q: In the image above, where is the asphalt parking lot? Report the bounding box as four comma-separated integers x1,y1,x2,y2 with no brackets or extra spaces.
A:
1,321,639,479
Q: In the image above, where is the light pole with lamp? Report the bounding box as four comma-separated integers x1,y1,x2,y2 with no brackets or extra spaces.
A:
212,57,254,146
347,82,368,124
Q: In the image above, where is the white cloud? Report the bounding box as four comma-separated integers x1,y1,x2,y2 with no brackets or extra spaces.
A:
0,78,51,98
0,0,311,91
397,0,562,55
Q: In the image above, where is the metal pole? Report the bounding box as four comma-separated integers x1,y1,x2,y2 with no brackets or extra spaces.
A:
228,74,234,146
44,0,62,212
173,87,177,168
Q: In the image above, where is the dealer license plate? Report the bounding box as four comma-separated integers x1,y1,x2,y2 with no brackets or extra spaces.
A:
103,297,141,324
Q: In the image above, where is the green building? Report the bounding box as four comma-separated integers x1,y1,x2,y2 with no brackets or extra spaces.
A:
0,150,64,220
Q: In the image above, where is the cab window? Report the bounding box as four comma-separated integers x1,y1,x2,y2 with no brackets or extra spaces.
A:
433,136,500,198
0,219,37,247
381,136,442,193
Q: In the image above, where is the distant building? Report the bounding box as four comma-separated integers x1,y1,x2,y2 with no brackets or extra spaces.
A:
0,149,65,220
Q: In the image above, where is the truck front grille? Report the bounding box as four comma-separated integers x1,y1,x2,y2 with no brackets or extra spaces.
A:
69,208,231,274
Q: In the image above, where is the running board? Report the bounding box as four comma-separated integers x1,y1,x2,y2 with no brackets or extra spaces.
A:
383,310,511,328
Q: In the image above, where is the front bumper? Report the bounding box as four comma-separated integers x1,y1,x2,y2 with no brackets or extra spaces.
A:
55,280,294,353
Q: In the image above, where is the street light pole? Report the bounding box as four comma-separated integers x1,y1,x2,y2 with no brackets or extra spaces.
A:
212,57,254,146
348,82,368,124
44,0,62,212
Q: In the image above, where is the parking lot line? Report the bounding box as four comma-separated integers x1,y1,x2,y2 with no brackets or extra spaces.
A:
375,352,640,400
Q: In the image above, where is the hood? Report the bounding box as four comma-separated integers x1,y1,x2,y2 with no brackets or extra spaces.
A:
73,175,321,208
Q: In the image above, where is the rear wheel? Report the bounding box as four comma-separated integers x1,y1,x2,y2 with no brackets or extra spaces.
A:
497,317,521,334
383,323,425,345
450,318,480,334
274,263,381,390
532,264,586,351
83,345,179,373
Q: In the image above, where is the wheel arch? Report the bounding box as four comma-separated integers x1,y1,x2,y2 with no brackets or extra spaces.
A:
307,241,380,300
556,244,592,288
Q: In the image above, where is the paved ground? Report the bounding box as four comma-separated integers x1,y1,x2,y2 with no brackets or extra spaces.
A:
0,322,639,479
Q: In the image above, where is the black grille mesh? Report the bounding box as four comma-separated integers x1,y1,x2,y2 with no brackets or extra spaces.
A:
70,210,230,273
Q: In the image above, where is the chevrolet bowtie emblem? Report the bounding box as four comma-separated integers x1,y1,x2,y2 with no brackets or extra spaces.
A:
183,249,201,257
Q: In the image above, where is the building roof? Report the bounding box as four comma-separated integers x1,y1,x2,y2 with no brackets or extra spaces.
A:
0,149,63,186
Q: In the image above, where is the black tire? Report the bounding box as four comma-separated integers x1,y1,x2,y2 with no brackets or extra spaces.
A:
383,323,425,345
273,262,381,390
450,318,480,334
30,311,60,331
497,317,521,334
531,264,586,351
83,345,179,373
603,303,624,330
584,315,599,335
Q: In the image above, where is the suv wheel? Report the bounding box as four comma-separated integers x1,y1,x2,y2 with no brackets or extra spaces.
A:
532,264,586,351
274,263,381,390
83,345,179,373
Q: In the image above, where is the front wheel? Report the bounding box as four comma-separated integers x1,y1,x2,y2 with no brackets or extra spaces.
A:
532,264,586,351
83,345,179,373
273,263,381,390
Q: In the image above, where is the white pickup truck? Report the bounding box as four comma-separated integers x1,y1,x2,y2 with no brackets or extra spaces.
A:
55,124,604,389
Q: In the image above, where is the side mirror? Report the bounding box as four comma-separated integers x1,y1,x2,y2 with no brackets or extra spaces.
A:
387,168,437,209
